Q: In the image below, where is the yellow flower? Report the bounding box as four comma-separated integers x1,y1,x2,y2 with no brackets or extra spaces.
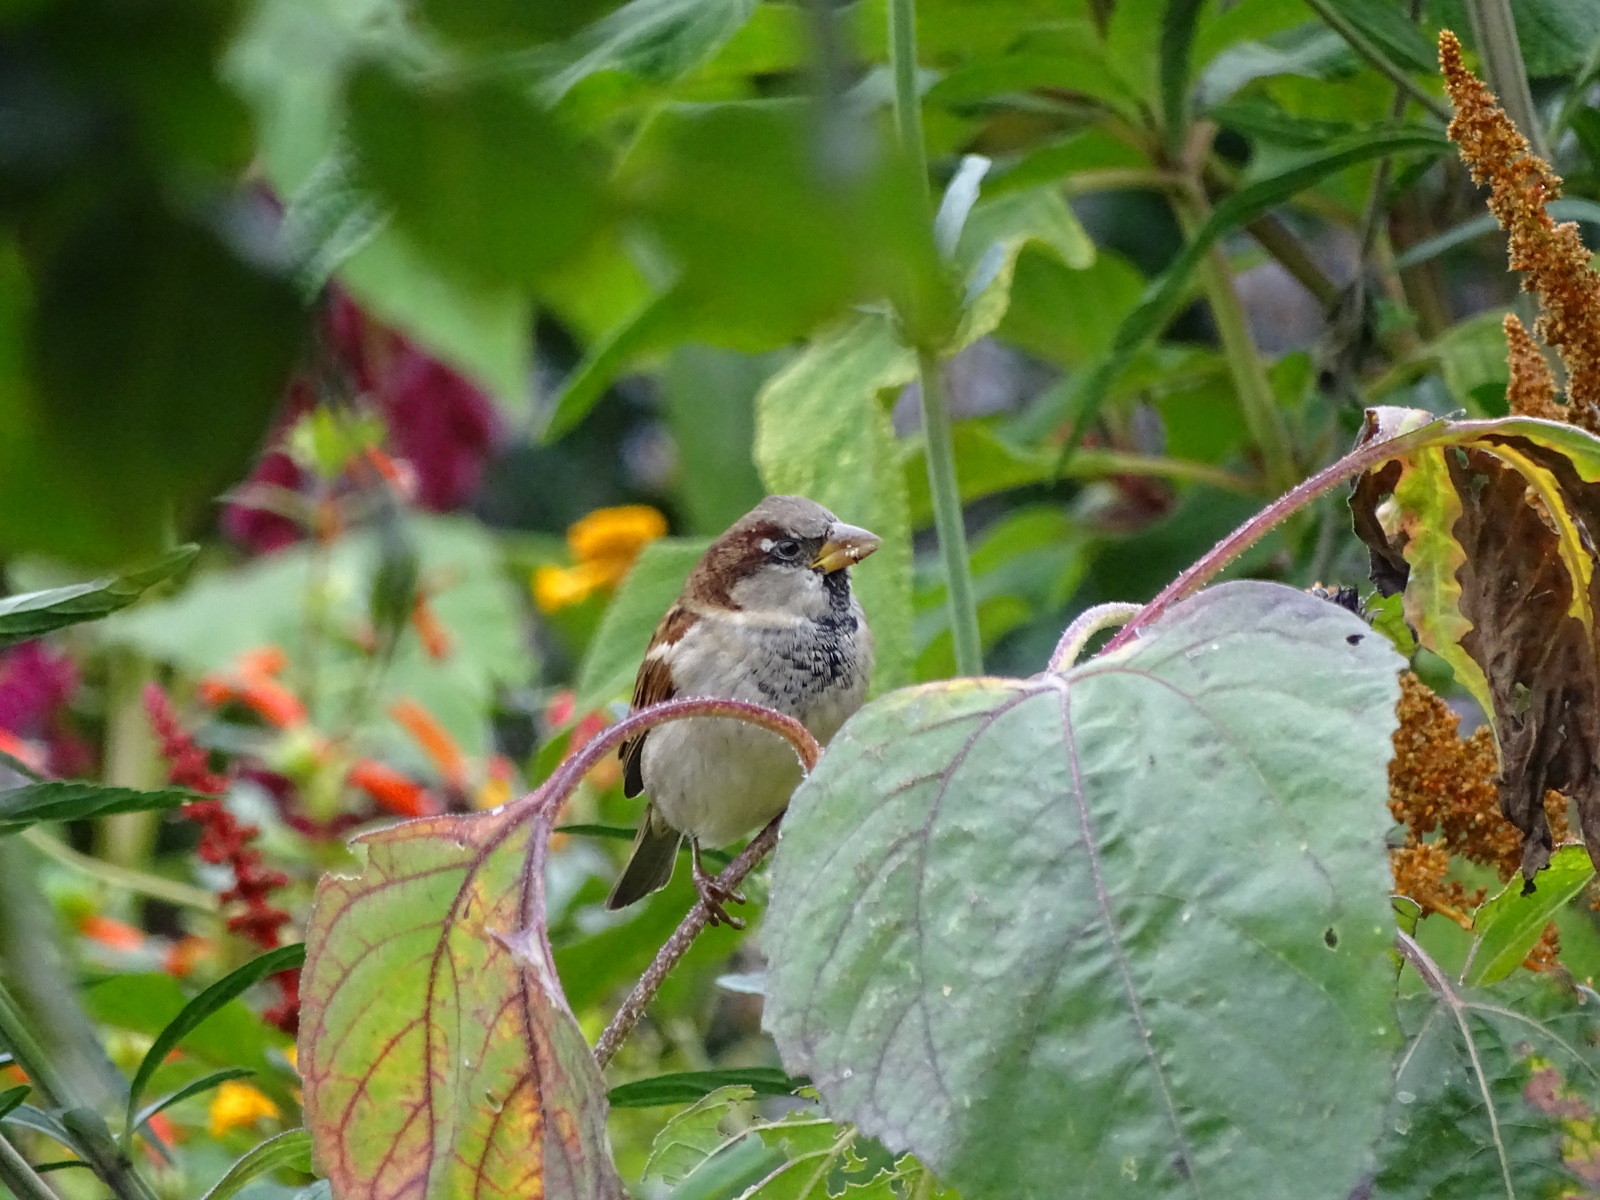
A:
532,505,667,614
208,1080,280,1138
567,504,667,570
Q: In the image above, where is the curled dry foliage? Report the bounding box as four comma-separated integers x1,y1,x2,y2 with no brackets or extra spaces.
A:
1352,411,1600,881
1440,29,1600,428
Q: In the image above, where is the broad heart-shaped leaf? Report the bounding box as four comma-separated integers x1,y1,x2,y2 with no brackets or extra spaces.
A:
0,545,195,648
763,580,1404,1200
1350,409,1600,881
1369,970,1600,1199
299,804,621,1200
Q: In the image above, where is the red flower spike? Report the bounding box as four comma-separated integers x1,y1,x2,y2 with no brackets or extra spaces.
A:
145,685,299,1033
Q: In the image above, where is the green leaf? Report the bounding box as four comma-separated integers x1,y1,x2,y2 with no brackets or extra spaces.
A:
574,537,712,716
299,804,620,1199
0,544,195,648
1467,846,1596,987
548,0,760,97
754,313,917,692
346,64,606,292
764,581,1405,1199
133,1067,256,1133
1370,967,1600,1198
334,211,534,419
1317,0,1435,72
1,1104,79,1153
0,783,198,837
201,1129,315,1200
645,1085,756,1186
621,101,949,353
1064,127,1449,465
126,945,305,1133
15,202,303,564
0,1086,27,1121
543,287,695,441
1159,0,1206,144
609,1068,807,1108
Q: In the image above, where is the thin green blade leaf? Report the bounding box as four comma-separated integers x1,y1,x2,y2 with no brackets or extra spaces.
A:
126,944,305,1130
201,1129,314,1200
1059,129,1449,469
608,1068,808,1108
0,783,199,837
134,1067,256,1133
0,545,196,648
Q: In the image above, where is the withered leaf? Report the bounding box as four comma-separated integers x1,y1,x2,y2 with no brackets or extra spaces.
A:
1351,407,1600,880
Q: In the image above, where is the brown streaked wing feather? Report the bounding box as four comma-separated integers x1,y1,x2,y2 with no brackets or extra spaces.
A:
620,606,696,798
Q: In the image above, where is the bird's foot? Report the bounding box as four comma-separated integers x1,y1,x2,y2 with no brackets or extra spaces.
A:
692,849,746,929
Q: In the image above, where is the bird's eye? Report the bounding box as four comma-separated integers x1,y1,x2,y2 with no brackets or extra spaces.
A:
771,539,802,561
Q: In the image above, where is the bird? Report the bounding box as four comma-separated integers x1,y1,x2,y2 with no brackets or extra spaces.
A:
605,494,879,926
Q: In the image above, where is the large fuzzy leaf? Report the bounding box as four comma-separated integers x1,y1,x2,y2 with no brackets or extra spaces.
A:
763,581,1404,1199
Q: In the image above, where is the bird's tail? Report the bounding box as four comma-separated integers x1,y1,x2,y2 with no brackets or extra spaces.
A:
606,807,682,910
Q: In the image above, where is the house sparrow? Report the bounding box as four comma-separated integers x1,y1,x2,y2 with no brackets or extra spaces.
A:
606,495,879,925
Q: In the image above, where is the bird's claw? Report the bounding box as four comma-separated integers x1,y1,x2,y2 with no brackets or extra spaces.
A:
692,856,747,929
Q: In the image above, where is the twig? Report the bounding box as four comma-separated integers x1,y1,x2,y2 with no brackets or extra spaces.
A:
1100,417,1448,653
503,695,823,1069
594,816,783,1068
1049,603,1143,672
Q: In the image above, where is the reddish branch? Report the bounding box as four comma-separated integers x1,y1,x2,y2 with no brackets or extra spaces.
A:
499,696,822,1068
145,684,299,1033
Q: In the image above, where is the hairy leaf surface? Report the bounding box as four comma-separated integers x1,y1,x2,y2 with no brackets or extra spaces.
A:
299,806,620,1200
764,581,1403,1200
1370,971,1600,1199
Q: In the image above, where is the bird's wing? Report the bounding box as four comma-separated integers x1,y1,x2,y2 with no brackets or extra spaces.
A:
620,605,696,798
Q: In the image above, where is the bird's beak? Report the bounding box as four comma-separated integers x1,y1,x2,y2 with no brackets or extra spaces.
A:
811,522,881,573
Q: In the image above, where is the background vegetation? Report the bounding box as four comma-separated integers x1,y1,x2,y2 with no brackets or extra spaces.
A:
5,0,1600,1196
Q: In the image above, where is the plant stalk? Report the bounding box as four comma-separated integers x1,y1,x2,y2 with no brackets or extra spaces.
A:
915,351,984,675
1100,417,1449,653
889,0,983,675
0,1132,58,1200
1173,190,1299,496
1463,0,1548,159
1301,0,1453,123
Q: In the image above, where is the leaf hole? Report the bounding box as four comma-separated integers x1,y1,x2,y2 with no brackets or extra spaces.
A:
1345,633,1363,645
1323,927,1338,948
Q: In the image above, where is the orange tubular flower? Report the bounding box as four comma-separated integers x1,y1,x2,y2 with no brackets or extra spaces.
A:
409,595,453,660
388,698,468,791
347,759,438,817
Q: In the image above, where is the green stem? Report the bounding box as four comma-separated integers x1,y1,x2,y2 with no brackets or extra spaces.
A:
1301,0,1453,123
21,828,218,913
890,0,983,676
888,0,933,228
0,1132,57,1200
1463,0,1548,159
916,350,984,675
1172,191,1299,495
